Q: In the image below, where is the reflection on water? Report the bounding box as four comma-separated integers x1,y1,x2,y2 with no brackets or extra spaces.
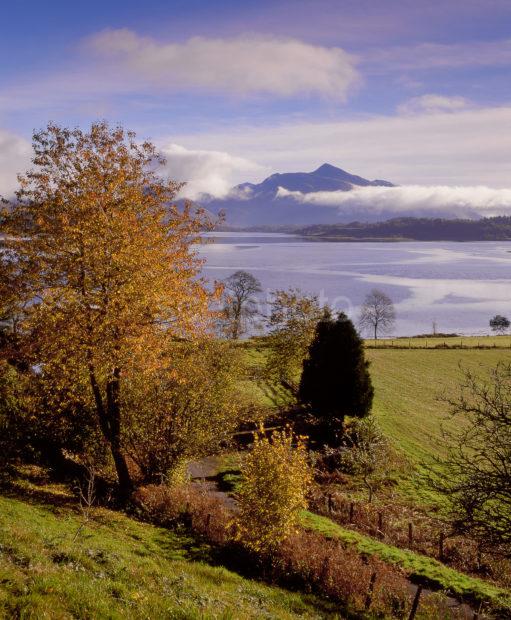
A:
199,234,511,336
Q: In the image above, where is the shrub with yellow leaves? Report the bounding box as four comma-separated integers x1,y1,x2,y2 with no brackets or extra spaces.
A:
235,426,312,553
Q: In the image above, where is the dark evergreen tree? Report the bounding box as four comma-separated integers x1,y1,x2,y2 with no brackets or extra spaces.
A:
298,312,373,443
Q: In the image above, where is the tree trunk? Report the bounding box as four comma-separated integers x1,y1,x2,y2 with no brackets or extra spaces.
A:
106,368,133,501
374,324,377,340
364,476,373,503
88,362,133,501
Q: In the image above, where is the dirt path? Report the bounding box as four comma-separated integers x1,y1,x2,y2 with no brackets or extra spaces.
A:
188,456,238,510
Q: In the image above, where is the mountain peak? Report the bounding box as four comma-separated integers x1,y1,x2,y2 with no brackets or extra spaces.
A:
203,164,396,227
314,163,345,175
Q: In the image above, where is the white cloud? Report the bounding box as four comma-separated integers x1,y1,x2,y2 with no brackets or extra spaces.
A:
160,143,264,199
0,132,261,202
0,130,31,198
86,29,360,99
276,184,511,218
171,105,511,187
397,94,470,115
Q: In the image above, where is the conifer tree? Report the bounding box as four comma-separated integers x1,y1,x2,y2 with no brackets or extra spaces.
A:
298,312,373,443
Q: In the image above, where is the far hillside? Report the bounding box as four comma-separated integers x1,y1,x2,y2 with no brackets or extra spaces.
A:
296,216,511,241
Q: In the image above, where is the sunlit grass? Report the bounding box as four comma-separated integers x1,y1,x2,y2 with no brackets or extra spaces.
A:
0,473,338,619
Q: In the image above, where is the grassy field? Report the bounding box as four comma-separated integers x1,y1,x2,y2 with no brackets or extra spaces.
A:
0,467,338,619
367,348,510,464
242,341,510,465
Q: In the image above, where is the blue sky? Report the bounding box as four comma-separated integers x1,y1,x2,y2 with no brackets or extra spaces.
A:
1,0,511,212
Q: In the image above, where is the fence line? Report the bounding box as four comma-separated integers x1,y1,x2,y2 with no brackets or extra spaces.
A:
364,337,511,350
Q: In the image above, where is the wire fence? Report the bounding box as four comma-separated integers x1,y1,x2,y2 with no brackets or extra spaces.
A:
364,336,511,350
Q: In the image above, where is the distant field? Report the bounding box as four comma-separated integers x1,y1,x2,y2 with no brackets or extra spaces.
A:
365,335,511,349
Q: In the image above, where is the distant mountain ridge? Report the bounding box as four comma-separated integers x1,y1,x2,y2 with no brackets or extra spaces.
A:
234,163,395,197
200,163,396,227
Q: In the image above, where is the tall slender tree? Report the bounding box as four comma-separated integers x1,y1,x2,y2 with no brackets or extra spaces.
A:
3,122,216,499
265,288,323,394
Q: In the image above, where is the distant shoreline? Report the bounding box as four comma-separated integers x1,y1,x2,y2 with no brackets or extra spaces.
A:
214,215,511,242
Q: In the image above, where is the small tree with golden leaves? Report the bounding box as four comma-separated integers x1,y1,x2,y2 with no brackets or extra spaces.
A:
3,122,216,499
265,288,324,394
235,427,312,553
122,338,243,483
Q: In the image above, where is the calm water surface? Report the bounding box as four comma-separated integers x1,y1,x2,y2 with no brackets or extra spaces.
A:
199,233,511,336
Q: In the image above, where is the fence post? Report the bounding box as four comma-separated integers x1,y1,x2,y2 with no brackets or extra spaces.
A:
378,512,384,538
320,556,330,583
408,586,423,620
408,522,413,546
205,513,211,531
364,571,377,610
349,502,354,523
183,502,192,527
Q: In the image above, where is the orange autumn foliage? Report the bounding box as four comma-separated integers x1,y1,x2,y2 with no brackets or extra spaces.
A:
4,122,219,497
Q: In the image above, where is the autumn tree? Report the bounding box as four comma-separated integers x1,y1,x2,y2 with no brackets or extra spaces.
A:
3,122,215,499
236,426,312,553
0,228,29,370
265,288,324,394
122,339,242,483
358,289,396,339
221,270,262,339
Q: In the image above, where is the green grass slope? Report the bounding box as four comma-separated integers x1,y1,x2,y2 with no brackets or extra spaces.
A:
366,348,510,464
0,471,338,619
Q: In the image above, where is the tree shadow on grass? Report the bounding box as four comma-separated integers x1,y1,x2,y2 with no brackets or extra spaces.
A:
0,469,79,511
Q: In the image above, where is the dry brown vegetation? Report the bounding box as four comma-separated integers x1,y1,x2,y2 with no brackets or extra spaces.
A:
134,483,474,619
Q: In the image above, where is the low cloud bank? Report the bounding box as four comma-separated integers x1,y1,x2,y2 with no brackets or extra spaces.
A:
277,185,511,218
160,144,263,200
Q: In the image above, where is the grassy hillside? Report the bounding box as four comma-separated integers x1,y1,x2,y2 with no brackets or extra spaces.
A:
0,467,337,619
241,342,510,503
